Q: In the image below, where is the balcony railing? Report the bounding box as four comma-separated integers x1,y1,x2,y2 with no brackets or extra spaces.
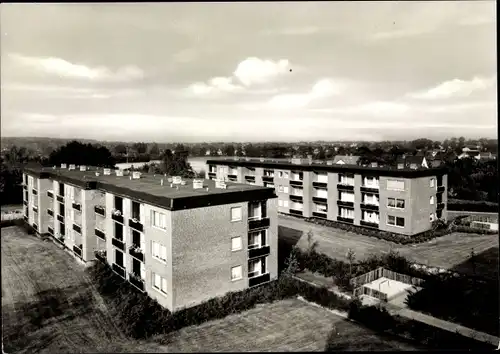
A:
73,244,82,258
312,181,328,189
48,226,54,235
129,246,145,262
289,209,303,216
437,186,445,193
57,195,64,203
360,203,379,211
95,250,107,263
208,172,216,177
312,211,327,219
128,218,143,232
337,184,354,192
360,220,379,228
437,202,445,210
47,209,54,217
289,195,303,203
337,216,354,224
337,200,354,208
111,211,124,223
23,200,28,206
23,215,28,221
248,217,270,231
73,223,81,234
249,273,271,287
32,205,38,213
262,176,274,182
112,263,126,279
244,175,256,181
360,186,380,194
248,245,270,259
72,202,81,212
128,273,145,292
289,180,303,187
57,214,64,222
312,196,328,205
47,190,54,198
95,228,105,241
33,223,38,232
94,205,105,216
32,189,38,195
112,237,126,251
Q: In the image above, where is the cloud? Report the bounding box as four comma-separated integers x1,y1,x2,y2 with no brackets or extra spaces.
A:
312,101,410,116
9,53,144,82
187,77,243,97
261,26,320,36
369,28,432,41
268,79,340,109
408,76,496,100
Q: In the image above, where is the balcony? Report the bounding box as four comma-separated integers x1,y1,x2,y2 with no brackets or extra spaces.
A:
57,214,64,222
47,190,54,198
437,202,445,211
128,218,143,232
312,211,327,219
48,226,54,235
23,200,28,206
312,181,328,189
94,205,105,217
33,223,38,232
244,175,256,182
112,237,125,251
95,228,105,241
32,205,38,213
128,273,145,292
47,209,54,217
23,215,28,221
112,263,126,278
248,217,270,231
129,246,145,262
337,216,354,224
437,186,445,193
23,185,27,190
337,200,354,208
249,273,271,287
312,196,328,205
289,180,303,187
57,195,64,203
73,244,82,258
360,186,380,194
208,172,216,178
248,245,270,259
72,202,81,212
32,189,38,195
360,220,379,228
228,174,238,179
95,250,106,263
262,176,274,183
111,211,124,224
289,209,303,216
337,184,355,192
360,203,379,211
73,223,81,234
289,195,303,203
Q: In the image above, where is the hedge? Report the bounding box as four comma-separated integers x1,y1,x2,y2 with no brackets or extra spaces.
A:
347,301,494,350
1,219,36,234
447,199,499,212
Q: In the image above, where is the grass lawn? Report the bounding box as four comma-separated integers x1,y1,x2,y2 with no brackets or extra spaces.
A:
451,246,499,280
279,215,498,275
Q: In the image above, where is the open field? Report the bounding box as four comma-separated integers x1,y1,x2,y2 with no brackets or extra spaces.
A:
2,226,423,352
279,215,498,273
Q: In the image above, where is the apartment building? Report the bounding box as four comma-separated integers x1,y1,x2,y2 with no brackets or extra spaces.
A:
23,165,277,312
206,158,448,236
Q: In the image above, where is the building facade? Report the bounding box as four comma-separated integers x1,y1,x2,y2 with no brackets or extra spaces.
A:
23,165,277,312
206,159,448,236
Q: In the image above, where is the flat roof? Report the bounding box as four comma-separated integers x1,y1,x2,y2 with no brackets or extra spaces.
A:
364,277,413,298
207,158,447,178
24,166,276,211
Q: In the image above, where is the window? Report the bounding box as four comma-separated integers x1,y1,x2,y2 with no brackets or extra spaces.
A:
339,191,355,202
114,249,124,267
339,174,355,186
230,207,242,221
279,171,283,178
339,207,354,219
283,186,289,194
152,241,167,263
430,213,435,222
387,198,405,209
278,200,283,207
387,215,405,227
279,185,284,192
283,200,289,208
362,210,379,223
249,230,265,249
315,189,328,199
283,171,289,179
231,265,242,281
152,210,167,229
430,196,435,205
430,178,435,188
152,273,167,294
387,179,405,191
231,236,242,251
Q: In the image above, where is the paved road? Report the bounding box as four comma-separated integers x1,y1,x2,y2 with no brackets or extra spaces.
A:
278,215,498,270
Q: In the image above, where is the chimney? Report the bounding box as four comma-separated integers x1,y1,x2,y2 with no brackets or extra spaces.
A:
80,165,87,172
95,172,100,176
115,170,124,177
103,168,111,175
132,171,141,179
69,164,76,170
206,187,209,191
170,183,173,188
172,176,182,184
307,155,313,165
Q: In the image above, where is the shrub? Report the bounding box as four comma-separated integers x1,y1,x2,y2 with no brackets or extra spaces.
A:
447,199,499,212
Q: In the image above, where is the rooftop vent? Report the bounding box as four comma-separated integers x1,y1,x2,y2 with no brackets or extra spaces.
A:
69,164,76,170
115,170,124,177
167,177,173,183
52,166,56,169
260,158,265,162
161,179,164,186
193,179,204,189
95,172,100,176
172,176,182,184
80,165,87,172
371,162,378,168
326,161,333,165
61,163,67,169
103,168,111,175
132,171,142,179
180,180,187,185
291,158,302,165
215,179,227,189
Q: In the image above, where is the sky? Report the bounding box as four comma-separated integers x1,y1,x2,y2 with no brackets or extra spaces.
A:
0,2,497,143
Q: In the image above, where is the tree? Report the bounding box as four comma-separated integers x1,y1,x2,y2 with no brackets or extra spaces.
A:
48,141,115,167
283,246,300,277
159,148,195,178
133,142,148,154
223,144,235,157
346,248,356,279
114,144,128,155
148,143,160,157
306,229,318,254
